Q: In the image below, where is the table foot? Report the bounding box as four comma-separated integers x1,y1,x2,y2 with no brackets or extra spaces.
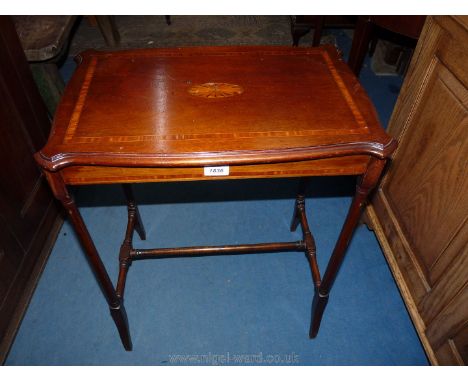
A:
309,291,329,338
110,303,132,351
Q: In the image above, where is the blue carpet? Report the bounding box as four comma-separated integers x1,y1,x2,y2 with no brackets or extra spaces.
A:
6,26,427,365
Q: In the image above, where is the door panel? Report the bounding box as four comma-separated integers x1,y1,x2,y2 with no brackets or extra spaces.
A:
385,60,468,286
368,16,468,365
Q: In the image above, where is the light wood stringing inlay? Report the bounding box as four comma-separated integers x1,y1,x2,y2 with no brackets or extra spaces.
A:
63,57,98,143
321,52,368,130
68,127,369,145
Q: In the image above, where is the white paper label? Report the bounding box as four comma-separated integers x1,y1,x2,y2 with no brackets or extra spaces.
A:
204,166,230,176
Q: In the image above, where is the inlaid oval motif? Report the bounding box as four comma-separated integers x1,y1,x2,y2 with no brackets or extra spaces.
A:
188,82,244,98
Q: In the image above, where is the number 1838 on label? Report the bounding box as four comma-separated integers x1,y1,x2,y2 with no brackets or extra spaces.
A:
204,166,230,176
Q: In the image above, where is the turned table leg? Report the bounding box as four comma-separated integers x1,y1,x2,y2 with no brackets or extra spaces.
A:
309,158,386,337
122,184,146,241
290,178,309,232
117,184,147,300
44,172,132,350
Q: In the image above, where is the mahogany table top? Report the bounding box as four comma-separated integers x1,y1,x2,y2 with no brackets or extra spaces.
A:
36,45,396,172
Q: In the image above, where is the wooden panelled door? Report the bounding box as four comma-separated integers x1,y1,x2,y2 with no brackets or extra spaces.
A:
0,16,62,362
367,16,468,365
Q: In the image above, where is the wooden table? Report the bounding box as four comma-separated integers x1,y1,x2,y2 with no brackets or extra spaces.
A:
35,45,396,350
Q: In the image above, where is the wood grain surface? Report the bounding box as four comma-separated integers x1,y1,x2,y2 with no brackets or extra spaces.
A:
368,16,468,365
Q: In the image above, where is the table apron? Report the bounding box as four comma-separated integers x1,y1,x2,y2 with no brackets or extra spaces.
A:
60,155,370,185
